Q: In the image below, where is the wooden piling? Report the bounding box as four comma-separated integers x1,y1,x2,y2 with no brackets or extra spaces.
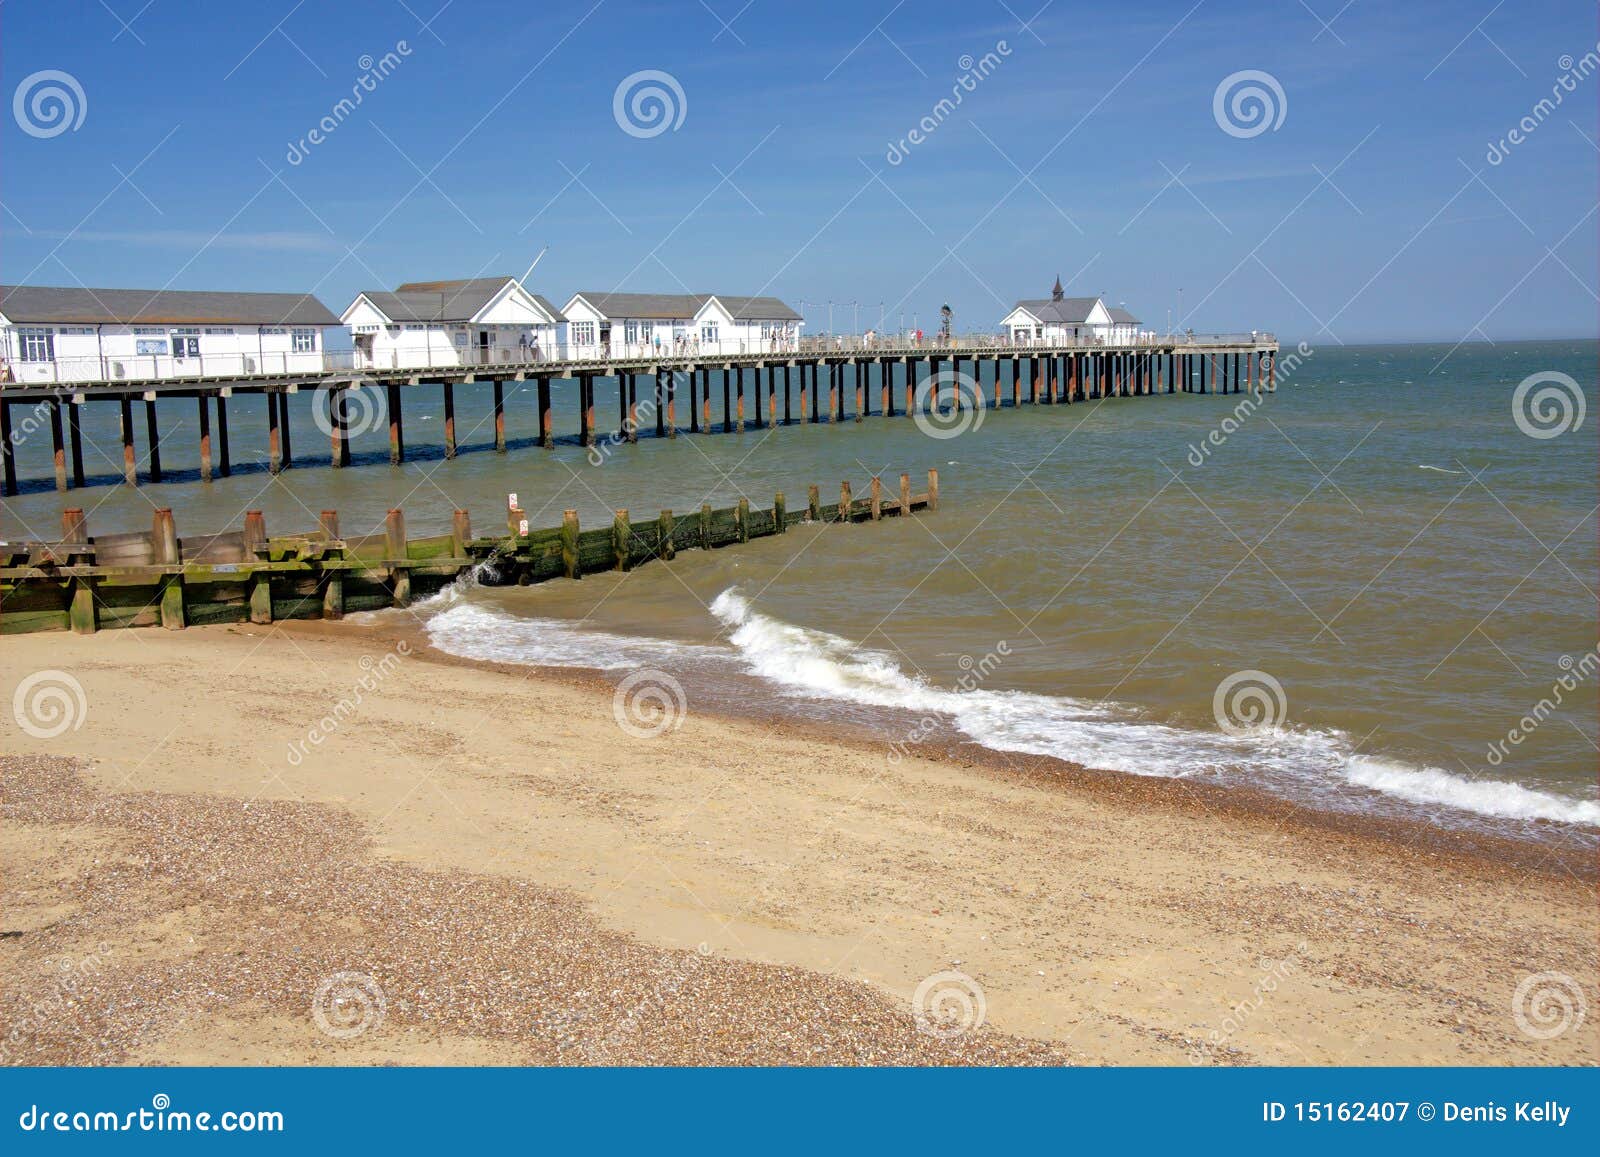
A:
385,382,403,464
699,503,713,549
119,396,138,485
613,509,631,570
243,511,271,623
320,510,344,619
774,491,787,532
267,391,282,474
581,375,595,446
735,368,745,434
278,391,293,468
386,509,410,606
62,508,96,634
152,508,184,630
1,404,18,496
870,475,882,520
900,472,911,515
451,509,471,559
494,379,509,452
49,400,68,491
807,483,821,521
443,382,457,458
216,395,231,476
561,510,580,579
143,397,163,482
68,400,85,488
668,371,679,437
329,387,349,467
855,364,865,422
838,481,852,523
659,509,676,560
656,371,667,437
627,374,640,443
927,468,939,511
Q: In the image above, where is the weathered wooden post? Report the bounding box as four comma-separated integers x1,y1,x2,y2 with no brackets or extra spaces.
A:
320,510,343,620
807,483,821,521
278,391,293,468
882,360,892,416
215,394,231,476
736,497,750,542
774,491,787,532
494,379,509,452
699,503,712,549
243,510,271,623
451,509,472,558
51,399,69,491
386,508,411,607
561,510,580,578
735,368,745,434
386,383,404,464
655,370,667,437
905,357,916,415
267,393,282,474
659,509,676,560
0,403,15,496
119,396,138,485
927,468,939,511
800,362,811,423
613,509,631,570
870,475,882,520
580,374,594,446
62,508,96,634
1268,352,1277,391
443,382,457,458
153,508,184,630
68,400,86,488
839,480,852,522
143,395,164,481
855,363,865,422
827,362,838,423
899,473,911,516
668,371,678,438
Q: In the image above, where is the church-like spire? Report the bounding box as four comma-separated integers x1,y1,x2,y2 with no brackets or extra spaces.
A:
1051,275,1064,302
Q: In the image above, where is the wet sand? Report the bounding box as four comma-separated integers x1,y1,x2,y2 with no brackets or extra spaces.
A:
2,622,1595,1065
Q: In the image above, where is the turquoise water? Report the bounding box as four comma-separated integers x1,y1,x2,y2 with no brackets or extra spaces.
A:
4,340,1595,840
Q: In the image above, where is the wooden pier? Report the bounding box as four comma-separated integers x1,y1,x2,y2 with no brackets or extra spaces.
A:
0,471,939,634
0,339,1277,495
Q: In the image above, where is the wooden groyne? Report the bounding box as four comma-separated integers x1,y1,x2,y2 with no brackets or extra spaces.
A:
0,471,939,635
0,342,1276,495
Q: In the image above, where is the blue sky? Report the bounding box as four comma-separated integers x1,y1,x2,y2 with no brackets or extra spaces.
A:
3,0,1595,342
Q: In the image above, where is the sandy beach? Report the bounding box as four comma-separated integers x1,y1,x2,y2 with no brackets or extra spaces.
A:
2,621,1595,1066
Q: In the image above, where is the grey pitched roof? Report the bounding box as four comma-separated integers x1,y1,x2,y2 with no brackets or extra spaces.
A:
1010,296,1102,324
0,285,338,326
572,292,800,321
1107,306,1141,325
356,277,563,324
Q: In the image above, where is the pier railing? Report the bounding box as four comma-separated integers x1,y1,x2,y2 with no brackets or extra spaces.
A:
3,332,1276,389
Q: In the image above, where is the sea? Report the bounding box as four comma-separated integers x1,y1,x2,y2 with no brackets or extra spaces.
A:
3,339,1595,844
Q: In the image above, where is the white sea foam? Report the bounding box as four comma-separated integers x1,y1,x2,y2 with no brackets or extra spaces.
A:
425,592,1600,830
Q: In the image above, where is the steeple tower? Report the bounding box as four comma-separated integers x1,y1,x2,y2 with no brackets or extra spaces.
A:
1051,275,1064,302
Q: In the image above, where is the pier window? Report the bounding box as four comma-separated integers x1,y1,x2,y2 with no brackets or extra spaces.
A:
700,323,718,345
260,327,286,335
291,328,316,353
205,327,235,335
170,328,200,358
18,327,54,362
624,320,640,344
571,321,595,345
